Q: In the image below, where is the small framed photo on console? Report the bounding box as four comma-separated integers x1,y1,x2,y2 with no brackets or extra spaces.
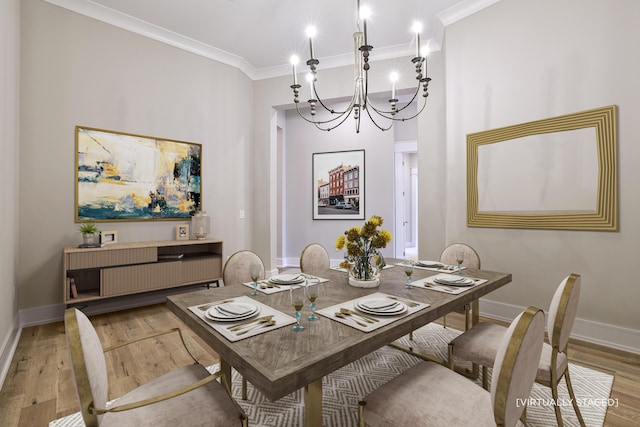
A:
176,224,190,240
100,230,118,245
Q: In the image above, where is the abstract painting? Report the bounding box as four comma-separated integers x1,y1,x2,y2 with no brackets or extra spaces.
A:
75,126,202,222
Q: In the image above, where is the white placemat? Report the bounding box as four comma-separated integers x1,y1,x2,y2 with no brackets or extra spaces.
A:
316,292,429,332
412,273,487,295
241,274,330,295
188,296,296,342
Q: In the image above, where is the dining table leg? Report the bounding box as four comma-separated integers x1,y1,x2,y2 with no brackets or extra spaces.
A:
220,358,233,394
304,378,323,427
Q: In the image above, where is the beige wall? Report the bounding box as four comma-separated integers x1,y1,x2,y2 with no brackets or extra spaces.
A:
444,0,640,339
7,0,639,356
0,0,20,370
18,0,253,310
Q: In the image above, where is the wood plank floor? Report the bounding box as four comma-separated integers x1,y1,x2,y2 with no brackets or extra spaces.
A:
0,303,638,426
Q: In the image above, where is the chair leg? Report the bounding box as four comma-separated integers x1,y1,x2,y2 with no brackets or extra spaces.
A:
409,330,414,341
565,369,586,427
482,366,488,390
550,378,564,427
447,343,454,370
443,314,448,328
358,401,366,427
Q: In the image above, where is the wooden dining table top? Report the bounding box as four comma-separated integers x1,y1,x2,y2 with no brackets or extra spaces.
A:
166,260,512,401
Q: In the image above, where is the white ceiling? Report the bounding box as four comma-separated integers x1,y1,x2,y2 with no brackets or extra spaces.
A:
44,0,499,80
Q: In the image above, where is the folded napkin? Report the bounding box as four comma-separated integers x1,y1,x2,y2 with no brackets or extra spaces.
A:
416,260,443,268
360,299,399,310
213,303,253,316
434,274,467,284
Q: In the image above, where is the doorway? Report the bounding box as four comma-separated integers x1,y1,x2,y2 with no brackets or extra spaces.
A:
394,141,418,259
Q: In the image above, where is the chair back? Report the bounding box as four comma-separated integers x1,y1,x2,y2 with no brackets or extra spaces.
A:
300,243,330,273
548,273,581,354
490,306,545,427
439,243,481,269
222,250,265,286
65,308,108,427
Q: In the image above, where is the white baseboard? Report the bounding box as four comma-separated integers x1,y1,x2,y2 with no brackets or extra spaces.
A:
480,298,640,355
0,322,21,392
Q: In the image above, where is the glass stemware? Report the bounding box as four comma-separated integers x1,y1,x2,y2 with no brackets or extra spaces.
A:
290,285,305,332
306,279,320,321
403,260,415,289
249,261,261,296
455,250,465,274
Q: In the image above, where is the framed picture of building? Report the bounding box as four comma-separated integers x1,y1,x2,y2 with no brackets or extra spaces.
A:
75,126,202,222
312,149,364,220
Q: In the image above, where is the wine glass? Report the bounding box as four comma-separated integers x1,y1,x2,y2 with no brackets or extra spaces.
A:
306,279,320,321
290,285,305,332
249,261,261,296
403,260,415,289
455,250,465,274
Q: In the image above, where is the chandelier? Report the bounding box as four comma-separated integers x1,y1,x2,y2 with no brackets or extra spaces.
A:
289,0,431,133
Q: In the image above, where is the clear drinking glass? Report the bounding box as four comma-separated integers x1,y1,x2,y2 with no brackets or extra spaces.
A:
455,250,465,274
290,285,305,331
306,279,320,321
249,262,261,296
403,260,415,289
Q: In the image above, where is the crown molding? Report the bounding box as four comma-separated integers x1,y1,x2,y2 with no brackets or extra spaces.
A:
43,0,497,81
43,0,259,80
437,0,502,27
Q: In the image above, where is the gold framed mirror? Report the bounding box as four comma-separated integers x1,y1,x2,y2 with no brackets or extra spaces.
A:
467,105,617,230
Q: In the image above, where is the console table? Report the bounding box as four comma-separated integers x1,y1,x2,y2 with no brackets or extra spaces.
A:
62,239,223,305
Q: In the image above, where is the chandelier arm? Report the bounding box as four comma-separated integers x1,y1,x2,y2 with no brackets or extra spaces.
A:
366,81,421,116
368,93,429,122
312,107,357,132
294,97,357,126
313,86,352,115
363,105,394,131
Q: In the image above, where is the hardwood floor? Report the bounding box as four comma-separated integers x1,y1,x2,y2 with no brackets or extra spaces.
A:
0,303,638,426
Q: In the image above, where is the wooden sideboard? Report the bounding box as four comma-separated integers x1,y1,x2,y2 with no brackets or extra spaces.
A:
63,239,223,305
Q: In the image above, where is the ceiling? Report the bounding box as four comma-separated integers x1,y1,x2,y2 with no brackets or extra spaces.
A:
44,0,498,80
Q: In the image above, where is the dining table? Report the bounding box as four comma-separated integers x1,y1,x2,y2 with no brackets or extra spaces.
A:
166,259,512,427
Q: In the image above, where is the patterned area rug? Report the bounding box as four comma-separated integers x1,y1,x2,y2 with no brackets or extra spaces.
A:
50,324,613,427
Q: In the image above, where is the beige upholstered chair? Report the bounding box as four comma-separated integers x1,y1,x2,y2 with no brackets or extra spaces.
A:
299,243,330,274
222,250,265,399
359,306,545,427
448,274,585,427
222,250,265,286
64,308,247,427
440,243,481,330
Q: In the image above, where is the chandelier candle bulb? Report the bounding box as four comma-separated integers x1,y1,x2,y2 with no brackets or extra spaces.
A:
290,55,299,85
306,26,316,59
413,22,423,58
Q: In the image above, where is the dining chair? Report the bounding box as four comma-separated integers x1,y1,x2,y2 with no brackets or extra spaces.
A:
448,273,585,427
439,242,481,330
299,243,330,274
358,306,545,427
222,249,265,399
64,308,248,427
222,250,265,287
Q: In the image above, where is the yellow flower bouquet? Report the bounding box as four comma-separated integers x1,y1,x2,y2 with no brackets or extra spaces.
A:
335,215,392,283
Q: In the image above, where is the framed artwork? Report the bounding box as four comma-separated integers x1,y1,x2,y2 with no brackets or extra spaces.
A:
75,126,202,222
176,224,190,240
312,149,365,220
100,230,118,245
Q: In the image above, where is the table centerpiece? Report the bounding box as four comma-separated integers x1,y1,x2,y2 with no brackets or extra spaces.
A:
336,215,392,288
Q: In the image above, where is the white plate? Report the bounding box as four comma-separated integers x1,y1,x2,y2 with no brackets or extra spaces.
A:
269,274,305,285
205,303,260,321
434,277,475,287
356,298,407,316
